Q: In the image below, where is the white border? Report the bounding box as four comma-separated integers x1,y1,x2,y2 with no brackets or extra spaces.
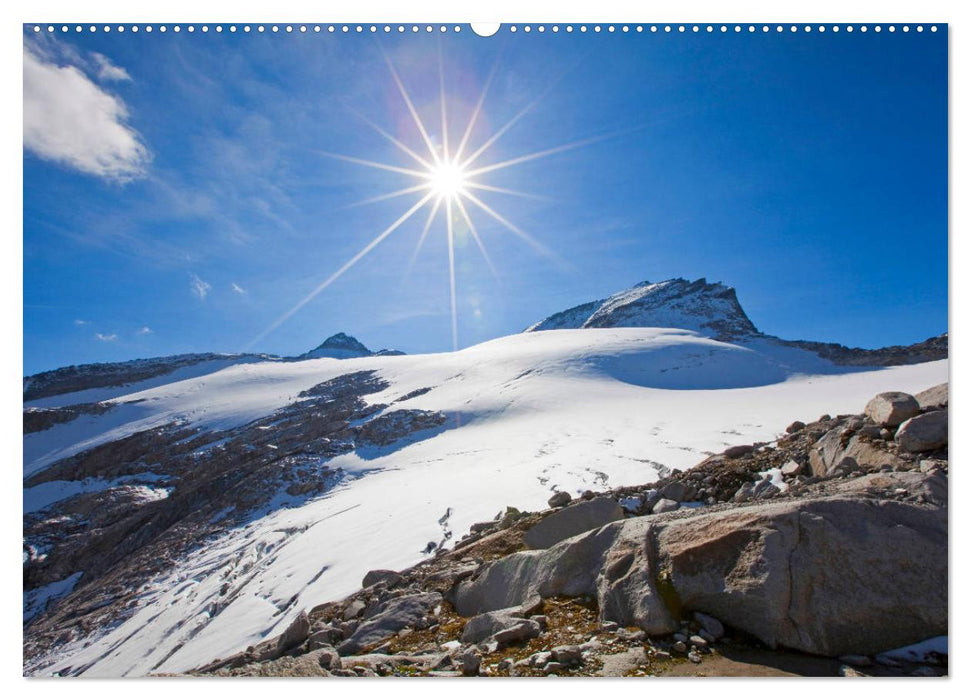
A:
4,2,964,699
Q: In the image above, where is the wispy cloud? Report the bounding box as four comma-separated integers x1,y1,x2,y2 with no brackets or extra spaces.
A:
23,40,150,182
231,282,247,295
190,273,211,300
137,326,153,335
90,52,132,82
73,319,90,326
94,332,118,342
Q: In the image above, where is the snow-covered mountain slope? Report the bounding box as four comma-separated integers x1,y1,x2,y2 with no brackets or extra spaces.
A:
23,328,947,676
527,278,758,339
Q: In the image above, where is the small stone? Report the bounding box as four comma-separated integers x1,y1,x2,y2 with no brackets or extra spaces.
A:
440,639,462,652
786,420,806,434
781,460,806,477
600,621,620,633
457,647,481,676
530,651,552,667
653,650,672,661
551,644,583,666
672,641,687,654
362,569,403,589
689,635,708,648
548,491,572,508
880,428,894,440
693,612,725,639
688,651,702,663
673,632,688,643
651,498,680,514
724,444,755,459
342,599,365,621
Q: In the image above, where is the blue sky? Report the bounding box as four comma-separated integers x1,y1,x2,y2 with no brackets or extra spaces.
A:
23,26,947,374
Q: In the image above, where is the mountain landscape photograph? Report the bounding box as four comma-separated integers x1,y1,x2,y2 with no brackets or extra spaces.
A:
21,19,948,681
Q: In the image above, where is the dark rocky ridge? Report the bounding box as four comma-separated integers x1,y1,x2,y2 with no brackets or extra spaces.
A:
22,370,448,672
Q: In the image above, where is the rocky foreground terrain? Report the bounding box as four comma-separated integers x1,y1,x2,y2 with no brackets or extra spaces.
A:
192,383,948,678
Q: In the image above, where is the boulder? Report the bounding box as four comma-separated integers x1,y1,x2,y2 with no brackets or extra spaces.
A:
809,431,908,477
864,392,920,427
276,610,311,653
362,569,403,589
492,619,542,647
548,491,572,508
724,444,755,459
896,411,948,453
786,420,806,434
460,607,527,644
658,498,946,656
337,593,442,655
452,496,946,657
915,383,948,410
780,460,806,477
651,498,680,513
524,496,624,549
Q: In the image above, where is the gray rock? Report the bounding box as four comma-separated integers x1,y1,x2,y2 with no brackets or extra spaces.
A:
551,644,583,665
689,634,709,648
548,491,572,508
810,431,908,477
693,612,725,639
453,495,945,658
688,651,703,663
362,569,403,589
337,593,442,655
672,641,687,654
724,444,755,459
786,420,806,434
659,481,689,502
658,497,946,656
915,383,948,409
524,496,624,549
307,626,342,649
865,392,920,427
597,646,647,676
651,498,680,514
342,599,365,621
780,460,806,477
456,647,481,675
896,411,948,453
276,610,311,653
492,619,542,647
460,607,526,644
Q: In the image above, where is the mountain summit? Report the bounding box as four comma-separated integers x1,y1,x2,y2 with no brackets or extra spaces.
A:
302,333,405,360
526,278,758,340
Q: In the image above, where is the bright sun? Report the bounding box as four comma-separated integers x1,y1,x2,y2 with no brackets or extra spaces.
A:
250,48,607,354
427,160,468,198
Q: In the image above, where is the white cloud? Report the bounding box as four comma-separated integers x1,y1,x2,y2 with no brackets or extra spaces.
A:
23,42,150,182
95,333,118,342
73,319,89,326
190,273,211,300
90,52,132,82
137,326,153,335
231,282,247,295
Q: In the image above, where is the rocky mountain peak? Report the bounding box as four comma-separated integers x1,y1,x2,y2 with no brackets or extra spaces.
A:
304,333,373,359
527,277,759,341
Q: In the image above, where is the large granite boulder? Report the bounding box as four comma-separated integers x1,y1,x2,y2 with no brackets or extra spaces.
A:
915,383,948,409
451,496,946,657
896,411,948,453
864,392,920,428
523,496,624,549
809,430,907,477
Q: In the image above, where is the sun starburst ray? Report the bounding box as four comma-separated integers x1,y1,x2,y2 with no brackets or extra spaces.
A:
454,196,499,280
316,150,428,178
460,189,559,262
452,58,500,164
445,198,458,351
247,191,434,350
408,195,443,270
463,182,547,201
381,49,442,166
344,105,436,171
343,183,432,210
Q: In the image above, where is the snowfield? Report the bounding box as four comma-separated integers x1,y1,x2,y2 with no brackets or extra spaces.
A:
23,328,948,676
